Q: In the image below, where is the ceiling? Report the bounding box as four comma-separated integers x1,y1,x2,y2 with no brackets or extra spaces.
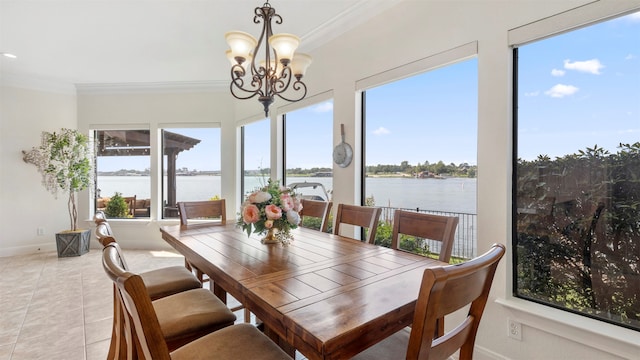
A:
0,0,400,87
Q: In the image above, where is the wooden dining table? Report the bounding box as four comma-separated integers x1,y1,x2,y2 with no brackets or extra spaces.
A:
160,223,445,360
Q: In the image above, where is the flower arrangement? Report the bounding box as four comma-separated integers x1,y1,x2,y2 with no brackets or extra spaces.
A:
238,179,302,244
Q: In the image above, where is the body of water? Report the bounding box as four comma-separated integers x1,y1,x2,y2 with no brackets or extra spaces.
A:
97,176,476,214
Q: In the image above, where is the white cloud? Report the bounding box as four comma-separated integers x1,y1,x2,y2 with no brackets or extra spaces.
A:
372,127,390,135
625,54,636,60
524,91,540,97
551,69,565,77
627,12,640,22
618,129,639,135
313,102,333,113
545,84,579,98
563,59,604,74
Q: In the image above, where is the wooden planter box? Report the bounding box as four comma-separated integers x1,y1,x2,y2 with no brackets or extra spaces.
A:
56,229,91,257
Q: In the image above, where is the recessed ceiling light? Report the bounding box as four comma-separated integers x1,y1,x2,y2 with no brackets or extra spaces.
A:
1,53,17,59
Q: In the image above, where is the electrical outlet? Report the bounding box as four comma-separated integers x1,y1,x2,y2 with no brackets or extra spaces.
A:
37,228,45,236
508,318,522,340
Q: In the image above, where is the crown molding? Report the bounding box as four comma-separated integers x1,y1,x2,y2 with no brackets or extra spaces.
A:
301,0,404,52
75,80,228,95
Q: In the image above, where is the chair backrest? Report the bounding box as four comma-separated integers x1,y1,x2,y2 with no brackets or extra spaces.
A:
392,210,459,263
406,243,506,360
178,199,226,226
123,196,136,217
102,240,130,270
333,204,381,244
102,243,172,360
299,199,333,233
94,210,107,224
95,219,113,236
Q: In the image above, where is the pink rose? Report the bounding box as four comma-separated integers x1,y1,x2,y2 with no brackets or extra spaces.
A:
265,204,282,220
280,193,294,211
242,204,260,224
264,220,274,229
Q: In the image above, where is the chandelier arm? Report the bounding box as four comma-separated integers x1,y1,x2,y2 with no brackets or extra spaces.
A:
274,80,308,103
230,82,263,100
230,68,265,100
270,67,293,94
273,13,283,25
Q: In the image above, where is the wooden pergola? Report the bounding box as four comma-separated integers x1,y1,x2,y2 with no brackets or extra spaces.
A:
96,130,201,211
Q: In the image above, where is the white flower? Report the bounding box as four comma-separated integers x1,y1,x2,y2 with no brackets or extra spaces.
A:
286,210,300,225
249,191,272,203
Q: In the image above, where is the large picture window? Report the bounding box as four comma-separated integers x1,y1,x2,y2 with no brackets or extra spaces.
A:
94,129,151,218
162,128,221,219
94,127,221,220
283,101,334,231
513,11,640,330
363,59,478,261
242,119,271,198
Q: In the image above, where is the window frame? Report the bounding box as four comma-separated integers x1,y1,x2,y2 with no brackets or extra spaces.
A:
358,45,479,251
93,127,152,219
510,11,640,332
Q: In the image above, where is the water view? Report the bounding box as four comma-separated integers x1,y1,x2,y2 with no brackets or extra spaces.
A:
97,175,476,214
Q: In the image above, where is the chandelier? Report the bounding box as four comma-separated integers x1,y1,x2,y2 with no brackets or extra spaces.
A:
225,1,312,116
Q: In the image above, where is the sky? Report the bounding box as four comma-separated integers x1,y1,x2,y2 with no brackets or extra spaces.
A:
517,12,640,160
99,11,639,172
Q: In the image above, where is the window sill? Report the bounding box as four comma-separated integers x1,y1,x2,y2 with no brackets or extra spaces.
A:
83,217,181,226
496,297,639,358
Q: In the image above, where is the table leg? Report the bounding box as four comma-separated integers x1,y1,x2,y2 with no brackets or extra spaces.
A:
264,325,296,357
213,283,227,303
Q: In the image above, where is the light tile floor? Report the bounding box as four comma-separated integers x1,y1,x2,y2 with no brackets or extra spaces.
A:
0,249,301,360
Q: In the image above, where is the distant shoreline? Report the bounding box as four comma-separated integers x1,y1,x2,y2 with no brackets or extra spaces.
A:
98,173,473,179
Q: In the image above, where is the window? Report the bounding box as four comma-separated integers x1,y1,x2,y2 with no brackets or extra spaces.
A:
513,12,640,330
94,129,151,218
283,101,334,231
363,59,478,260
242,119,271,198
162,128,221,219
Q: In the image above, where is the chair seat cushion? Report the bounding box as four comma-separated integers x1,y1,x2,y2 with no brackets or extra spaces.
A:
170,323,292,360
141,266,202,300
153,288,237,350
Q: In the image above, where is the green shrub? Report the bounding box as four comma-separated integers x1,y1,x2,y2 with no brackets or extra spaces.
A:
105,192,130,218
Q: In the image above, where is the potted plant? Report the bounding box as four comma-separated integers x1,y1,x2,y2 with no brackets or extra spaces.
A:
23,128,93,257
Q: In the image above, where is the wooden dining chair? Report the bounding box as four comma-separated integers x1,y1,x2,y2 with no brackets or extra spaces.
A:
94,213,211,359
392,210,459,263
102,243,292,360
333,203,382,244
177,199,251,323
94,210,107,224
177,199,226,281
299,199,333,232
178,199,227,226
102,243,237,358
352,243,506,360
94,213,202,299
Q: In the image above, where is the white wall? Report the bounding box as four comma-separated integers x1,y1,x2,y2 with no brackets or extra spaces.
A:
0,84,78,256
2,0,640,359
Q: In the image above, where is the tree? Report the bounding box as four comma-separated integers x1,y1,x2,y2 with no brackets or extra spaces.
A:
515,142,640,327
23,128,92,231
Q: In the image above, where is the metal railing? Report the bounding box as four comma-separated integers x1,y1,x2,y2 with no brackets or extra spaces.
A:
378,206,477,260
